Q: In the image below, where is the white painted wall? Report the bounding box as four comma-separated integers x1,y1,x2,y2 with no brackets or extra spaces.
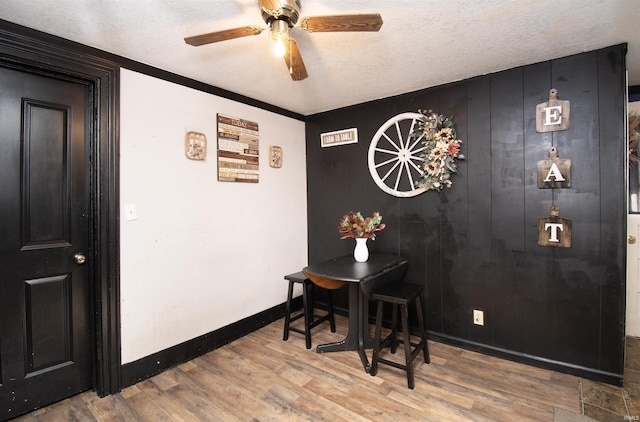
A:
627,100,640,337
119,69,308,363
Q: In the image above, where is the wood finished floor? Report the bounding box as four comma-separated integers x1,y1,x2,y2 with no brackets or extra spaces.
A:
13,314,583,422
578,336,640,420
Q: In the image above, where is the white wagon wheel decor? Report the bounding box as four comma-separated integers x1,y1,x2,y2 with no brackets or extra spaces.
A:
368,111,464,198
368,112,428,197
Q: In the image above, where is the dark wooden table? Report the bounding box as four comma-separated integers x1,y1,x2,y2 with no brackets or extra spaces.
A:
302,253,408,372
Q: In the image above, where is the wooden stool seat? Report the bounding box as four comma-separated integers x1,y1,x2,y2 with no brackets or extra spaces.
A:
283,271,336,349
370,282,429,389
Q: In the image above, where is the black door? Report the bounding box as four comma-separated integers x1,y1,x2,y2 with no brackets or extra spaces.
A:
0,66,92,420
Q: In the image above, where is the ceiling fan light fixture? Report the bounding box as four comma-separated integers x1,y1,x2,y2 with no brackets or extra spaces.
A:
185,1,381,81
273,32,287,57
270,19,290,57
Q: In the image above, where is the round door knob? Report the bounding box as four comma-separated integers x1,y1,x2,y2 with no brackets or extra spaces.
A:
629,235,637,245
74,253,86,264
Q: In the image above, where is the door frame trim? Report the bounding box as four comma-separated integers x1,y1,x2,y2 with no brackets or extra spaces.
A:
0,20,121,395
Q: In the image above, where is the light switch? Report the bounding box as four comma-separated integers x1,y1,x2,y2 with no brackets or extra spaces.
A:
124,204,138,221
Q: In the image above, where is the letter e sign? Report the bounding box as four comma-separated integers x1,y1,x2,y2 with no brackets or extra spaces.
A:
536,89,570,133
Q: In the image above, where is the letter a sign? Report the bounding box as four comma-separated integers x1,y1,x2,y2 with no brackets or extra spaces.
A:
537,147,571,189
536,89,570,133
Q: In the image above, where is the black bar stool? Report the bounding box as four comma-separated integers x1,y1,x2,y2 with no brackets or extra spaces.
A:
369,282,429,389
283,271,336,349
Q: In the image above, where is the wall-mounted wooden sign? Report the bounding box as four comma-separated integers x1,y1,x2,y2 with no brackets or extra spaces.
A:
269,145,282,168
536,89,570,132
217,114,259,183
321,128,358,147
185,131,207,160
537,147,571,188
538,205,571,248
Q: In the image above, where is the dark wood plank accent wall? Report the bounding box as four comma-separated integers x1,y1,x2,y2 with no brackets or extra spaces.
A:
305,44,627,384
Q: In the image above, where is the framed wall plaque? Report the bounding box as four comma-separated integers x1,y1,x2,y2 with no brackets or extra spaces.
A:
217,114,259,183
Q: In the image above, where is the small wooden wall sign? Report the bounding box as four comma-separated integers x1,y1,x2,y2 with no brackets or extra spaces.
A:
269,145,282,168
536,89,570,132
538,205,571,248
321,128,358,147
537,147,571,189
185,131,207,160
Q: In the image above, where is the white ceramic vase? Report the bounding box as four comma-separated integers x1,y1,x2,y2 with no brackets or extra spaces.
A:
354,237,369,262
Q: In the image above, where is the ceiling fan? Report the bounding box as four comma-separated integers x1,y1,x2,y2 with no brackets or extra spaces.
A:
184,0,383,81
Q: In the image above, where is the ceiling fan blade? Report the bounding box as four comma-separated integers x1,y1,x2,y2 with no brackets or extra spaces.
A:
184,26,263,46
258,0,281,10
284,39,308,81
299,14,383,32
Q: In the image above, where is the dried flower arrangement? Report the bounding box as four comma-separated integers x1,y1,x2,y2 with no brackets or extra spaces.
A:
409,109,464,191
338,211,386,240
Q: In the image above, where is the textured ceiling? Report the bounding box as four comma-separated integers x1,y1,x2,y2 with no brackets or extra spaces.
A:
0,0,638,116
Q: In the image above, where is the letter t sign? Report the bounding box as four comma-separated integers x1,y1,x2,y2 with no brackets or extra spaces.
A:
538,205,572,248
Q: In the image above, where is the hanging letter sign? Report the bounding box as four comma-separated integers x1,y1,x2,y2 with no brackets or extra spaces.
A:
536,89,570,132
538,205,571,248
537,147,571,189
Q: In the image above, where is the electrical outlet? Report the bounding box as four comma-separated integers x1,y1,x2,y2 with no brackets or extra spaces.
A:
473,309,484,326
124,204,138,221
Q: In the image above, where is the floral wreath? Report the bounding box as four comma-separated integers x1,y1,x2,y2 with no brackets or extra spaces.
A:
409,109,464,191
630,112,640,166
